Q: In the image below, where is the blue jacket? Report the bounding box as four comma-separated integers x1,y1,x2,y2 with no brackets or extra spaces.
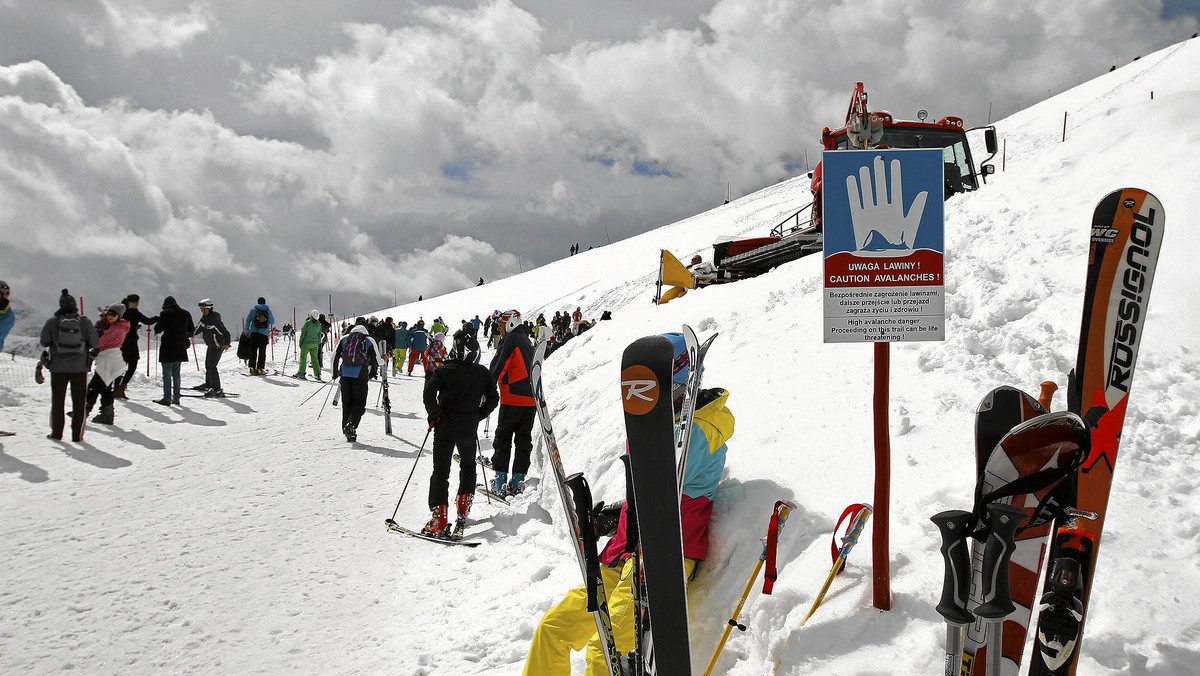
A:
408,326,430,352
0,299,14,352
394,322,409,351
333,329,379,379
244,304,274,336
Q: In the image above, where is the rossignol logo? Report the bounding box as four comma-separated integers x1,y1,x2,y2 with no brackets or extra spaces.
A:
1122,198,1136,208
621,365,660,416
1107,208,1157,393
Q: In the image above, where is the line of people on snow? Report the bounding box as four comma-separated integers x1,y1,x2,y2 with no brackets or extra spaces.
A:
33,289,298,441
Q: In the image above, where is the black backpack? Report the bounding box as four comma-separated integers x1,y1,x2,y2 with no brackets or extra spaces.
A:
55,316,86,356
254,309,269,329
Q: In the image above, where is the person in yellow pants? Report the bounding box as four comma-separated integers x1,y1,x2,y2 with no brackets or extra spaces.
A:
524,558,697,676
524,333,734,675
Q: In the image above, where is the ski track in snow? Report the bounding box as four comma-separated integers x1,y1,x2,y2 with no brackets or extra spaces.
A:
3,37,1200,675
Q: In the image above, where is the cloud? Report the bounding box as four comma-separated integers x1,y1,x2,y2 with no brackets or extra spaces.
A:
0,60,520,317
0,0,1197,319
83,1,214,58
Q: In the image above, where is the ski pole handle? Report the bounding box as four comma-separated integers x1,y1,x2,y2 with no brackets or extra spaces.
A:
1037,381,1058,411
974,503,1027,619
931,510,975,626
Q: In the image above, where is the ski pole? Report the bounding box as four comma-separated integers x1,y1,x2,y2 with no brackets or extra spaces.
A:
317,379,337,419
483,413,490,438
704,500,797,676
476,437,491,505
932,509,975,676
800,504,872,626
281,335,293,374
301,378,336,406
386,424,434,525
973,502,1027,676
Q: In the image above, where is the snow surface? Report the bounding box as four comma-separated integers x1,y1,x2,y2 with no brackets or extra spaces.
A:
3,37,1200,676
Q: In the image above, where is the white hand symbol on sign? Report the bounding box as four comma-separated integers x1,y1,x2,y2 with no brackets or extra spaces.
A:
846,155,928,256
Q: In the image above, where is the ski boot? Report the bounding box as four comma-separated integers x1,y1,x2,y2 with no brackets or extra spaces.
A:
452,493,473,540
1035,529,1093,671
421,505,450,537
293,372,306,380
506,473,526,497
91,405,114,425
190,383,210,391
343,422,357,442
205,388,225,398
490,471,508,496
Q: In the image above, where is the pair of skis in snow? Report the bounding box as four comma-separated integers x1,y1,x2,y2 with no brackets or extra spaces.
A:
934,188,1165,676
527,324,715,675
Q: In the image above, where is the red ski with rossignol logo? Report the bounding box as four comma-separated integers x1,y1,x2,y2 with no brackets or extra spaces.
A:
1029,188,1165,675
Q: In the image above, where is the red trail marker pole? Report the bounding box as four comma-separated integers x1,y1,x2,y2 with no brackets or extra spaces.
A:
873,341,892,611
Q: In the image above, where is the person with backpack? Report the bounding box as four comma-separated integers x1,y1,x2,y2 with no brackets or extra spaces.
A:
406,319,431,376
470,314,481,337
113,294,157,400
292,310,323,380
243,297,274,375
488,309,536,496
392,321,409,376
523,334,735,675
40,290,99,441
194,299,232,396
153,296,195,405
431,317,447,336
84,303,130,425
420,329,499,538
331,324,380,442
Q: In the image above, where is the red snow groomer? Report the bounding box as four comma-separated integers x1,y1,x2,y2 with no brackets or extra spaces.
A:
655,82,998,304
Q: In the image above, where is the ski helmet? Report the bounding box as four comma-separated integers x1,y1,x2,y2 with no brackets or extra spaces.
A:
450,329,478,362
0,281,9,292
310,309,320,320
198,298,214,309
499,309,521,333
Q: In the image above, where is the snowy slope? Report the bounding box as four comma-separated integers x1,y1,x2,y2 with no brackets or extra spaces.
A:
2,36,1199,676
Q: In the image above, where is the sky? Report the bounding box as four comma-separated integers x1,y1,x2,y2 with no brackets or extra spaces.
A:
1,0,1197,321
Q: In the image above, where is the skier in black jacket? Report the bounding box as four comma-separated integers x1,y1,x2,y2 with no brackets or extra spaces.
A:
194,299,232,396
421,329,499,538
115,294,157,399
153,296,195,405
